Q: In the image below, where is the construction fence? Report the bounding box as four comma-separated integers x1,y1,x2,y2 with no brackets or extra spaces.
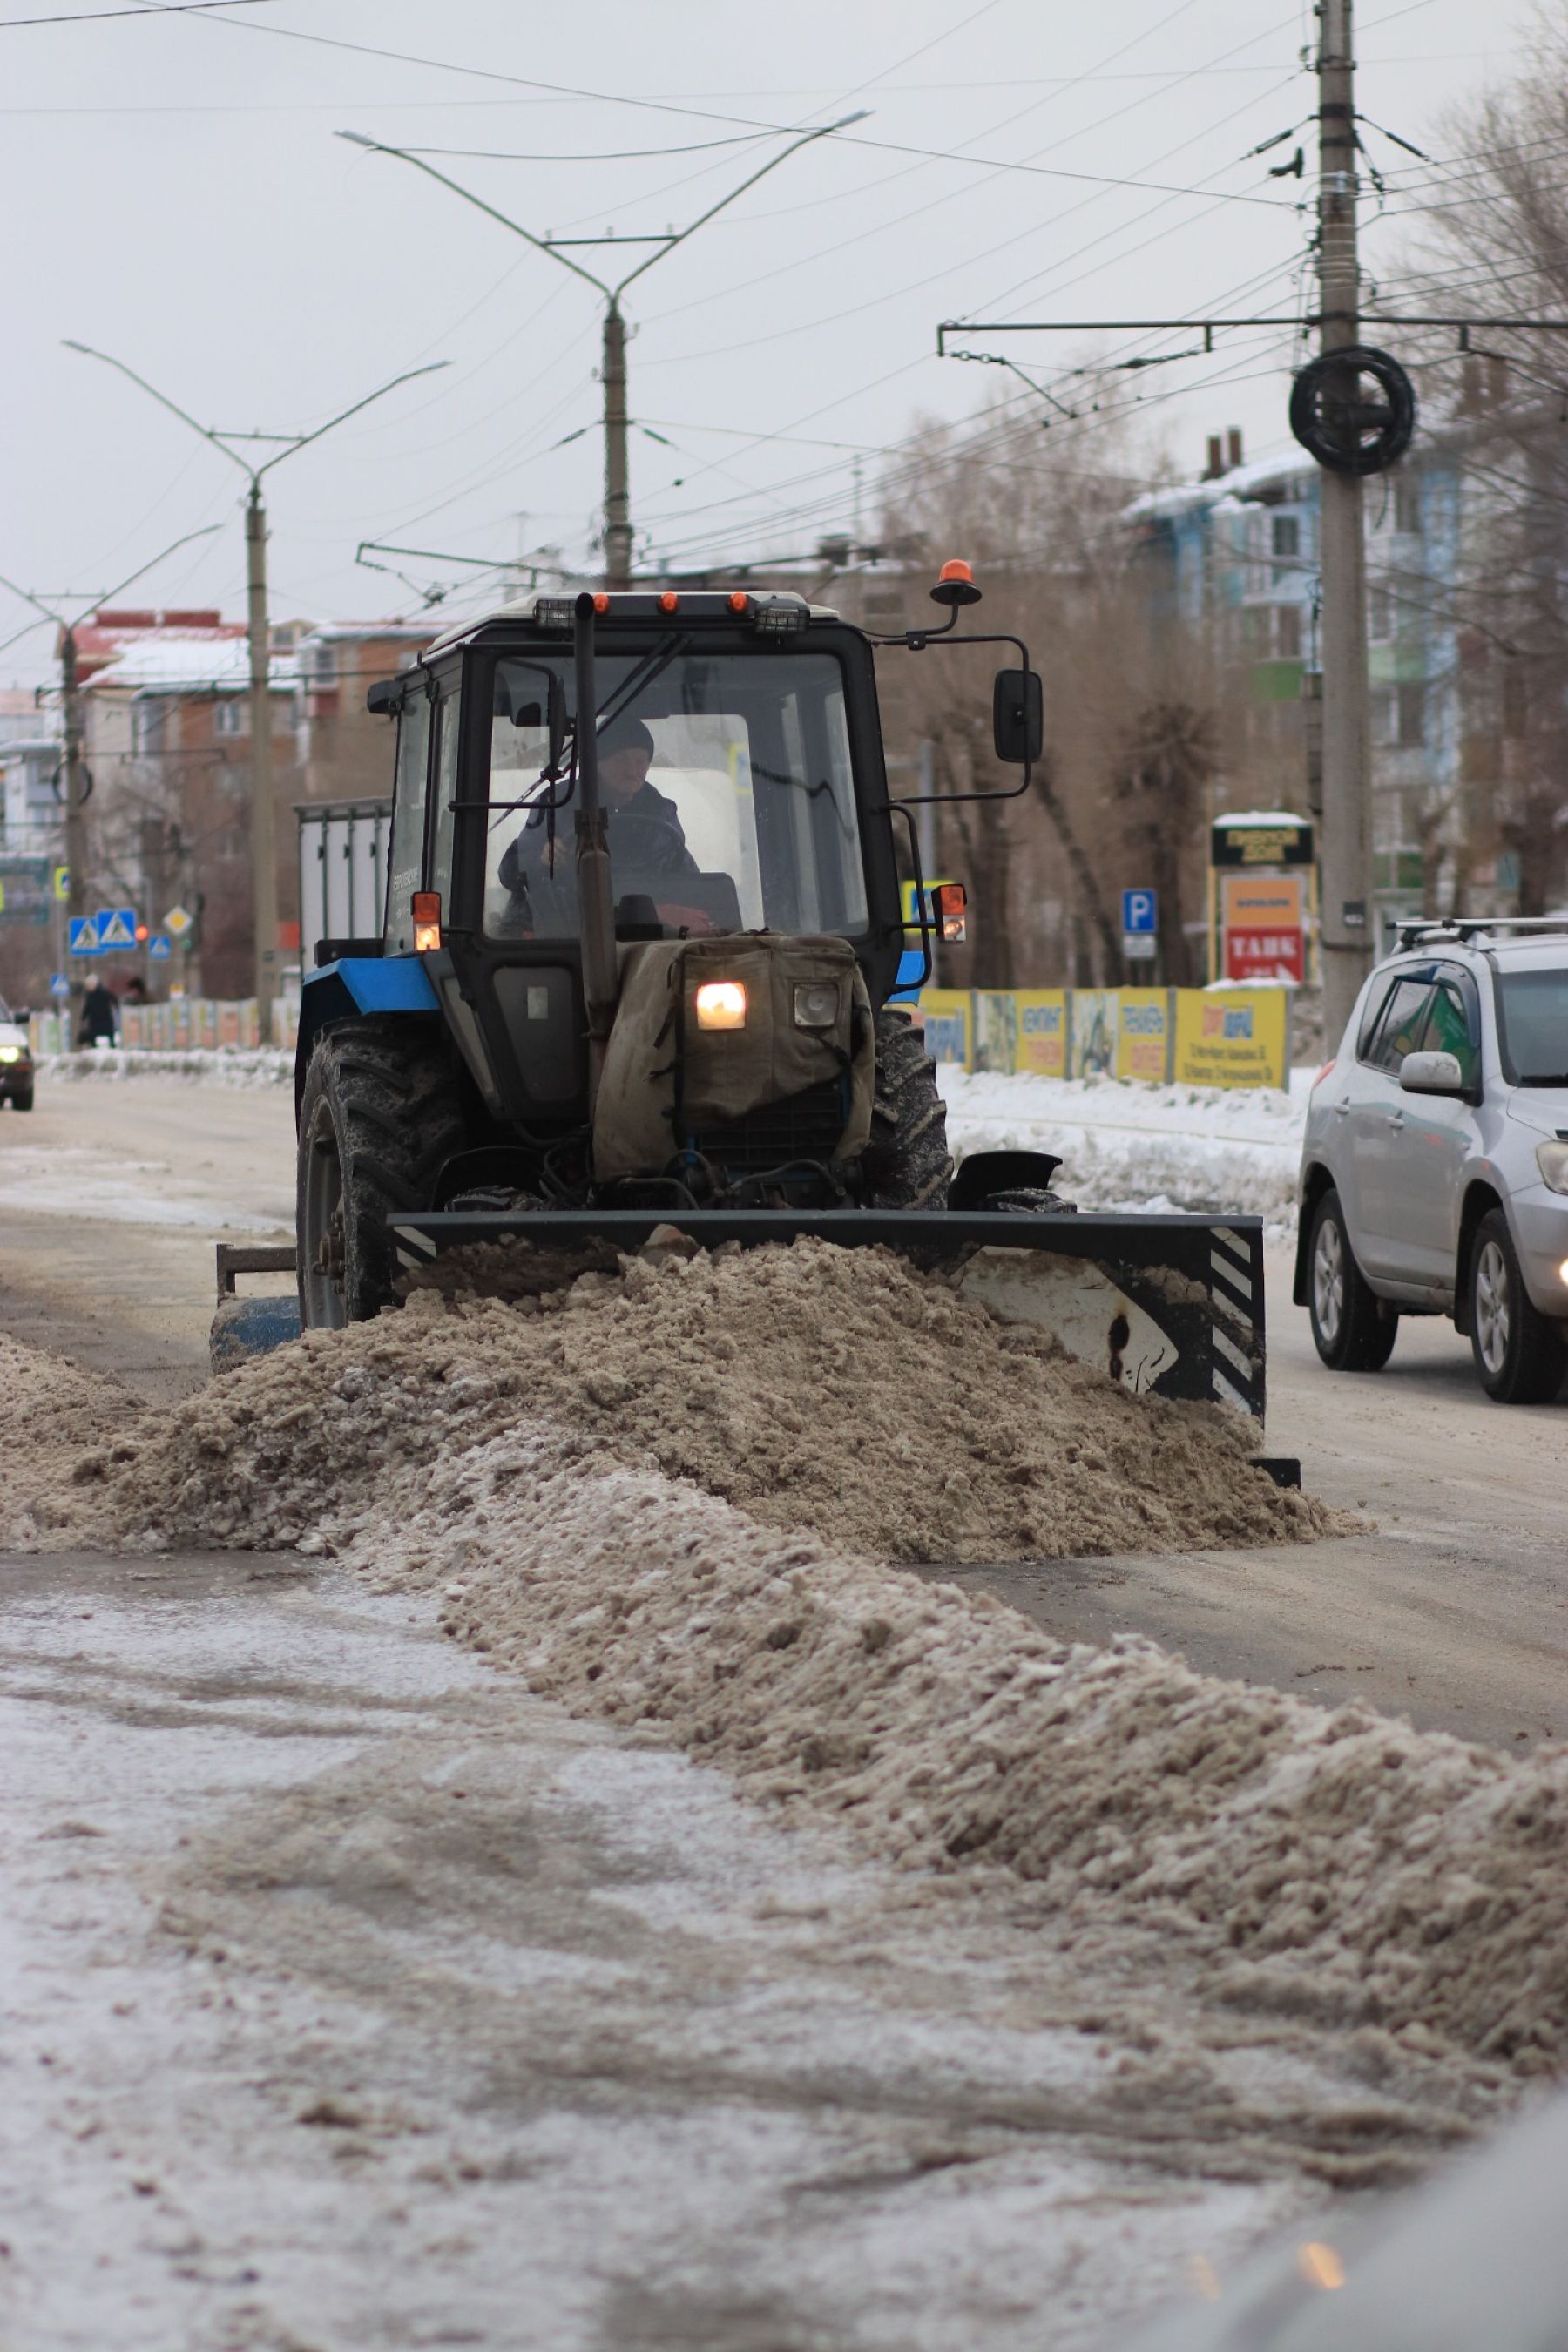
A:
920,984,1293,1090
28,997,303,1056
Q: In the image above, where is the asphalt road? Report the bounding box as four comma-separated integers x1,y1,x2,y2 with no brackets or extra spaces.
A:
949,1246,1568,1754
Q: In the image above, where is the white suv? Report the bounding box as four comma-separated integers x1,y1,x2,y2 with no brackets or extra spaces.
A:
1296,920,1568,1403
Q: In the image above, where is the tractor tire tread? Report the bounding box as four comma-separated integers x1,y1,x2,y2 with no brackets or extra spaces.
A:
861,1010,953,1211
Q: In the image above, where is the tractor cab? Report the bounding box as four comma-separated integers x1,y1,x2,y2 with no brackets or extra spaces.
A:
365,591,913,1179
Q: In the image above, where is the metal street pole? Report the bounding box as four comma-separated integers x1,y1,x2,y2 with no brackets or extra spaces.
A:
60,625,87,943
1316,0,1375,1041
244,483,277,1017
64,344,448,1010
602,303,632,592
339,116,864,590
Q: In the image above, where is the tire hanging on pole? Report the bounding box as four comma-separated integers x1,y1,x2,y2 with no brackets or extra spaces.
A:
1288,345,1416,476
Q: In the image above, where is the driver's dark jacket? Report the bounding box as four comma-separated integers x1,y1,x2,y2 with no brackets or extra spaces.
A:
499,780,699,894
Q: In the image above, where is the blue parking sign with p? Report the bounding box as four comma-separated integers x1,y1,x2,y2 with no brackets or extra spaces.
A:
1122,888,1158,935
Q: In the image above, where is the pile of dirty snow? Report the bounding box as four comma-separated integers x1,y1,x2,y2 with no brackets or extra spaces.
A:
29,1239,1332,1565
941,1067,1309,1227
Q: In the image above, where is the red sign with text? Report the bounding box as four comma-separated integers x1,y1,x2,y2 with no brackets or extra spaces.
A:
1226,925,1305,983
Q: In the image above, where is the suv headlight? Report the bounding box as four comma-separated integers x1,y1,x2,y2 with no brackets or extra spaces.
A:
1535,1139,1568,1193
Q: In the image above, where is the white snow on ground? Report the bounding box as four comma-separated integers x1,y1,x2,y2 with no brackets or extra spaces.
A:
37,1049,292,1087
941,1066,1314,1230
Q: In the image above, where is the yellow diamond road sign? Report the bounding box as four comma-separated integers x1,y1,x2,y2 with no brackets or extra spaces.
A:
164,904,193,939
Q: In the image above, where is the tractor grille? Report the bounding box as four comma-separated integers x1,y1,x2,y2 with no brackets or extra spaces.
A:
690,1078,848,1173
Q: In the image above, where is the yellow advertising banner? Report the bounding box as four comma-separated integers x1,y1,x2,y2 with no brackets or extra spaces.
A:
1014,988,1068,1077
1172,988,1289,1088
1220,872,1304,930
918,988,971,1066
1114,989,1173,1082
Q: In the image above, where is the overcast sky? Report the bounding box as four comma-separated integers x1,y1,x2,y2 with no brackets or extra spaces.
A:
0,0,1544,686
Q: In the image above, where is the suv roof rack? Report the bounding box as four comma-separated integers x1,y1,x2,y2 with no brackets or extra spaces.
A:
1394,913,1568,950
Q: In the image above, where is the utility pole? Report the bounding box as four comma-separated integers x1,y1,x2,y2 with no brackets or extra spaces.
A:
244,483,277,1017
60,625,87,946
1315,0,1375,1038
602,305,632,591
64,344,448,1011
339,116,864,591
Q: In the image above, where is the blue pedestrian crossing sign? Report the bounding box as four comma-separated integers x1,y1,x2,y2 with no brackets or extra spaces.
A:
1121,888,1158,935
96,907,138,949
68,916,104,956
50,971,71,998
147,933,172,962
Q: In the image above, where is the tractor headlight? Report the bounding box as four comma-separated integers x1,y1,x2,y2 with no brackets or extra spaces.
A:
1536,1139,1568,1194
793,981,839,1030
0,1046,18,1064
694,980,747,1031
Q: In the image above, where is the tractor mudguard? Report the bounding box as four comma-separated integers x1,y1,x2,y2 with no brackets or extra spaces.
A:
294,956,442,1117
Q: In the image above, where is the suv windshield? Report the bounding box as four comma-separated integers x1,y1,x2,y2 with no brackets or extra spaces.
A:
1495,965,1568,1085
483,645,867,943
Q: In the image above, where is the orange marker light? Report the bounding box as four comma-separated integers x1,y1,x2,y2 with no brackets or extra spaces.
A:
932,881,968,944
592,591,610,613
694,979,747,1031
938,558,974,587
728,591,749,612
659,591,679,612
412,889,443,953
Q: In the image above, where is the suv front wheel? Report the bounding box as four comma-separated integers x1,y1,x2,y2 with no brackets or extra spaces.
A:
1468,1207,1567,1403
1308,1188,1398,1371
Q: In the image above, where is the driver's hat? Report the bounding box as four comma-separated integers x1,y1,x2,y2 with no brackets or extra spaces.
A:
598,713,654,758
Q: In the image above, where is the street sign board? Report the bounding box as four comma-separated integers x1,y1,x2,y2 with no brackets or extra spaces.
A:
1122,933,1158,962
1121,888,1157,935
53,864,69,901
147,933,172,962
163,903,193,938
50,972,71,999
68,916,104,956
96,908,138,949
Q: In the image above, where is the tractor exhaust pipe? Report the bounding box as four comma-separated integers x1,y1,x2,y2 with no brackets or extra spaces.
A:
572,591,620,1101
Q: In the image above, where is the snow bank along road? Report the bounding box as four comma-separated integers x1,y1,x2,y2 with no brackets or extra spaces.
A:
2,1071,1566,2350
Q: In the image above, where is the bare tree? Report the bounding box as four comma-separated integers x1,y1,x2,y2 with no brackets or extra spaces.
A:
875,391,1220,985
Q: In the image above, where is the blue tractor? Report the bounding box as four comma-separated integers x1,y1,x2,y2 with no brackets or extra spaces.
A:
285,565,1268,1420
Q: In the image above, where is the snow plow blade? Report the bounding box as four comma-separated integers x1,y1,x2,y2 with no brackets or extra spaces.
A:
388,1208,1267,1422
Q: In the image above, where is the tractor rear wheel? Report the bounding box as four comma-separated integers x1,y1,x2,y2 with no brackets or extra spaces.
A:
861,1009,952,1209
297,1019,470,1328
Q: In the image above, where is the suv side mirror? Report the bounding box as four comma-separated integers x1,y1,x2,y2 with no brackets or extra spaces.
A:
993,667,1043,764
1399,1048,1465,1095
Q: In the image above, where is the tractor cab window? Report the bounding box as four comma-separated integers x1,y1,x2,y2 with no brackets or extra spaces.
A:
483,648,867,944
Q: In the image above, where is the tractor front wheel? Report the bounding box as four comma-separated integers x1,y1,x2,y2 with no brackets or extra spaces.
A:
297,1020,469,1328
861,1010,953,1210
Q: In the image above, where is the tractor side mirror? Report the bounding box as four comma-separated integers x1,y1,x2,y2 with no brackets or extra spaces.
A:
993,667,1043,764
366,679,399,717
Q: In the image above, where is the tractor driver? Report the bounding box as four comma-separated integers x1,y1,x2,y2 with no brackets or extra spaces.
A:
499,713,700,900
